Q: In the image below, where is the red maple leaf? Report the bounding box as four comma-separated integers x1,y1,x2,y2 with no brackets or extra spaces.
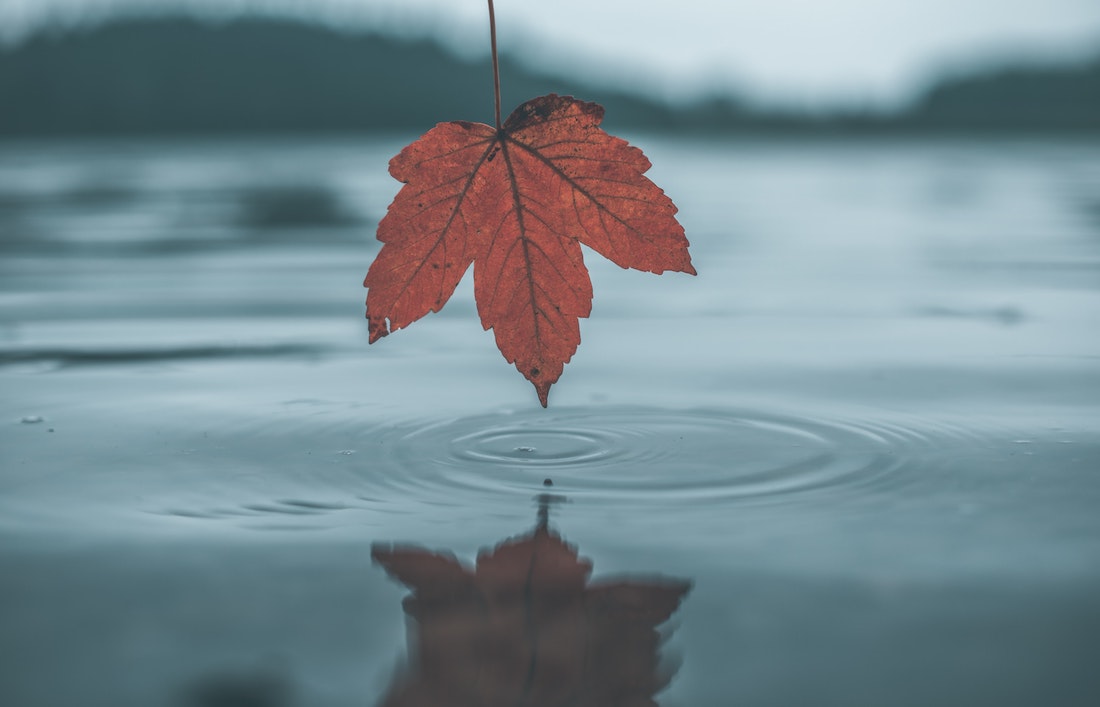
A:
363,5,694,407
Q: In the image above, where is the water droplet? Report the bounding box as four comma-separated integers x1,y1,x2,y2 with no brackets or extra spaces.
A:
338,450,356,456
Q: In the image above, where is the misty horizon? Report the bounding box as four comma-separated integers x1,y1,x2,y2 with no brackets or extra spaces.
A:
2,0,1100,110
1,13,1097,138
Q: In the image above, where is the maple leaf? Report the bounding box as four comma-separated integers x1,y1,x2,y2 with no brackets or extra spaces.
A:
372,523,690,706
364,94,694,405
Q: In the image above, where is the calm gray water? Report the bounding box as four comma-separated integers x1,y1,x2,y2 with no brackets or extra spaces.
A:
1,136,1099,706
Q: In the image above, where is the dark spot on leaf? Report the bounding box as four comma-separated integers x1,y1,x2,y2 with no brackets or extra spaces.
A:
530,367,540,377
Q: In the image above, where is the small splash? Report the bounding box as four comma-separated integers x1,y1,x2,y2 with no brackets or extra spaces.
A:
20,415,44,424
451,427,625,467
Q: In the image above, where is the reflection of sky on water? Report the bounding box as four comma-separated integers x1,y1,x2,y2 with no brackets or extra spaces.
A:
1,137,1098,393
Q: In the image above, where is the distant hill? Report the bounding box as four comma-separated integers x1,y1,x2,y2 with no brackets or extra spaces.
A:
0,16,693,136
902,59,1100,132
0,16,1096,136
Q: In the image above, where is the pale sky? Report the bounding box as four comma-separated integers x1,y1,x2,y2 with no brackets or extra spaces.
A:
3,0,1100,106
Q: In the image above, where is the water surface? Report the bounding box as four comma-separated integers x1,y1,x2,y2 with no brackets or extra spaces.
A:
2,136,1099,706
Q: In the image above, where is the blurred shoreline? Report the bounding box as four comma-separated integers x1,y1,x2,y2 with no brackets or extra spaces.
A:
1,16,1097,138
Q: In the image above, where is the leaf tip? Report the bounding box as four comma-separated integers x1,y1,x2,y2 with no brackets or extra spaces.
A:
524,366,553,407
367,315,390,343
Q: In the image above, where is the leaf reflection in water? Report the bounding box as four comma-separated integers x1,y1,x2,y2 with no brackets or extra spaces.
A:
372,495,691,706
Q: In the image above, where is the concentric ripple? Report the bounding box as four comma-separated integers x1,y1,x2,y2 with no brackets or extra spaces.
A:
0,402,995,534
451,425,631,467
359,407,956,508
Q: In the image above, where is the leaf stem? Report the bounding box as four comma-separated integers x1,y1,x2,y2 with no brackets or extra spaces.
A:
488,0,502,130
